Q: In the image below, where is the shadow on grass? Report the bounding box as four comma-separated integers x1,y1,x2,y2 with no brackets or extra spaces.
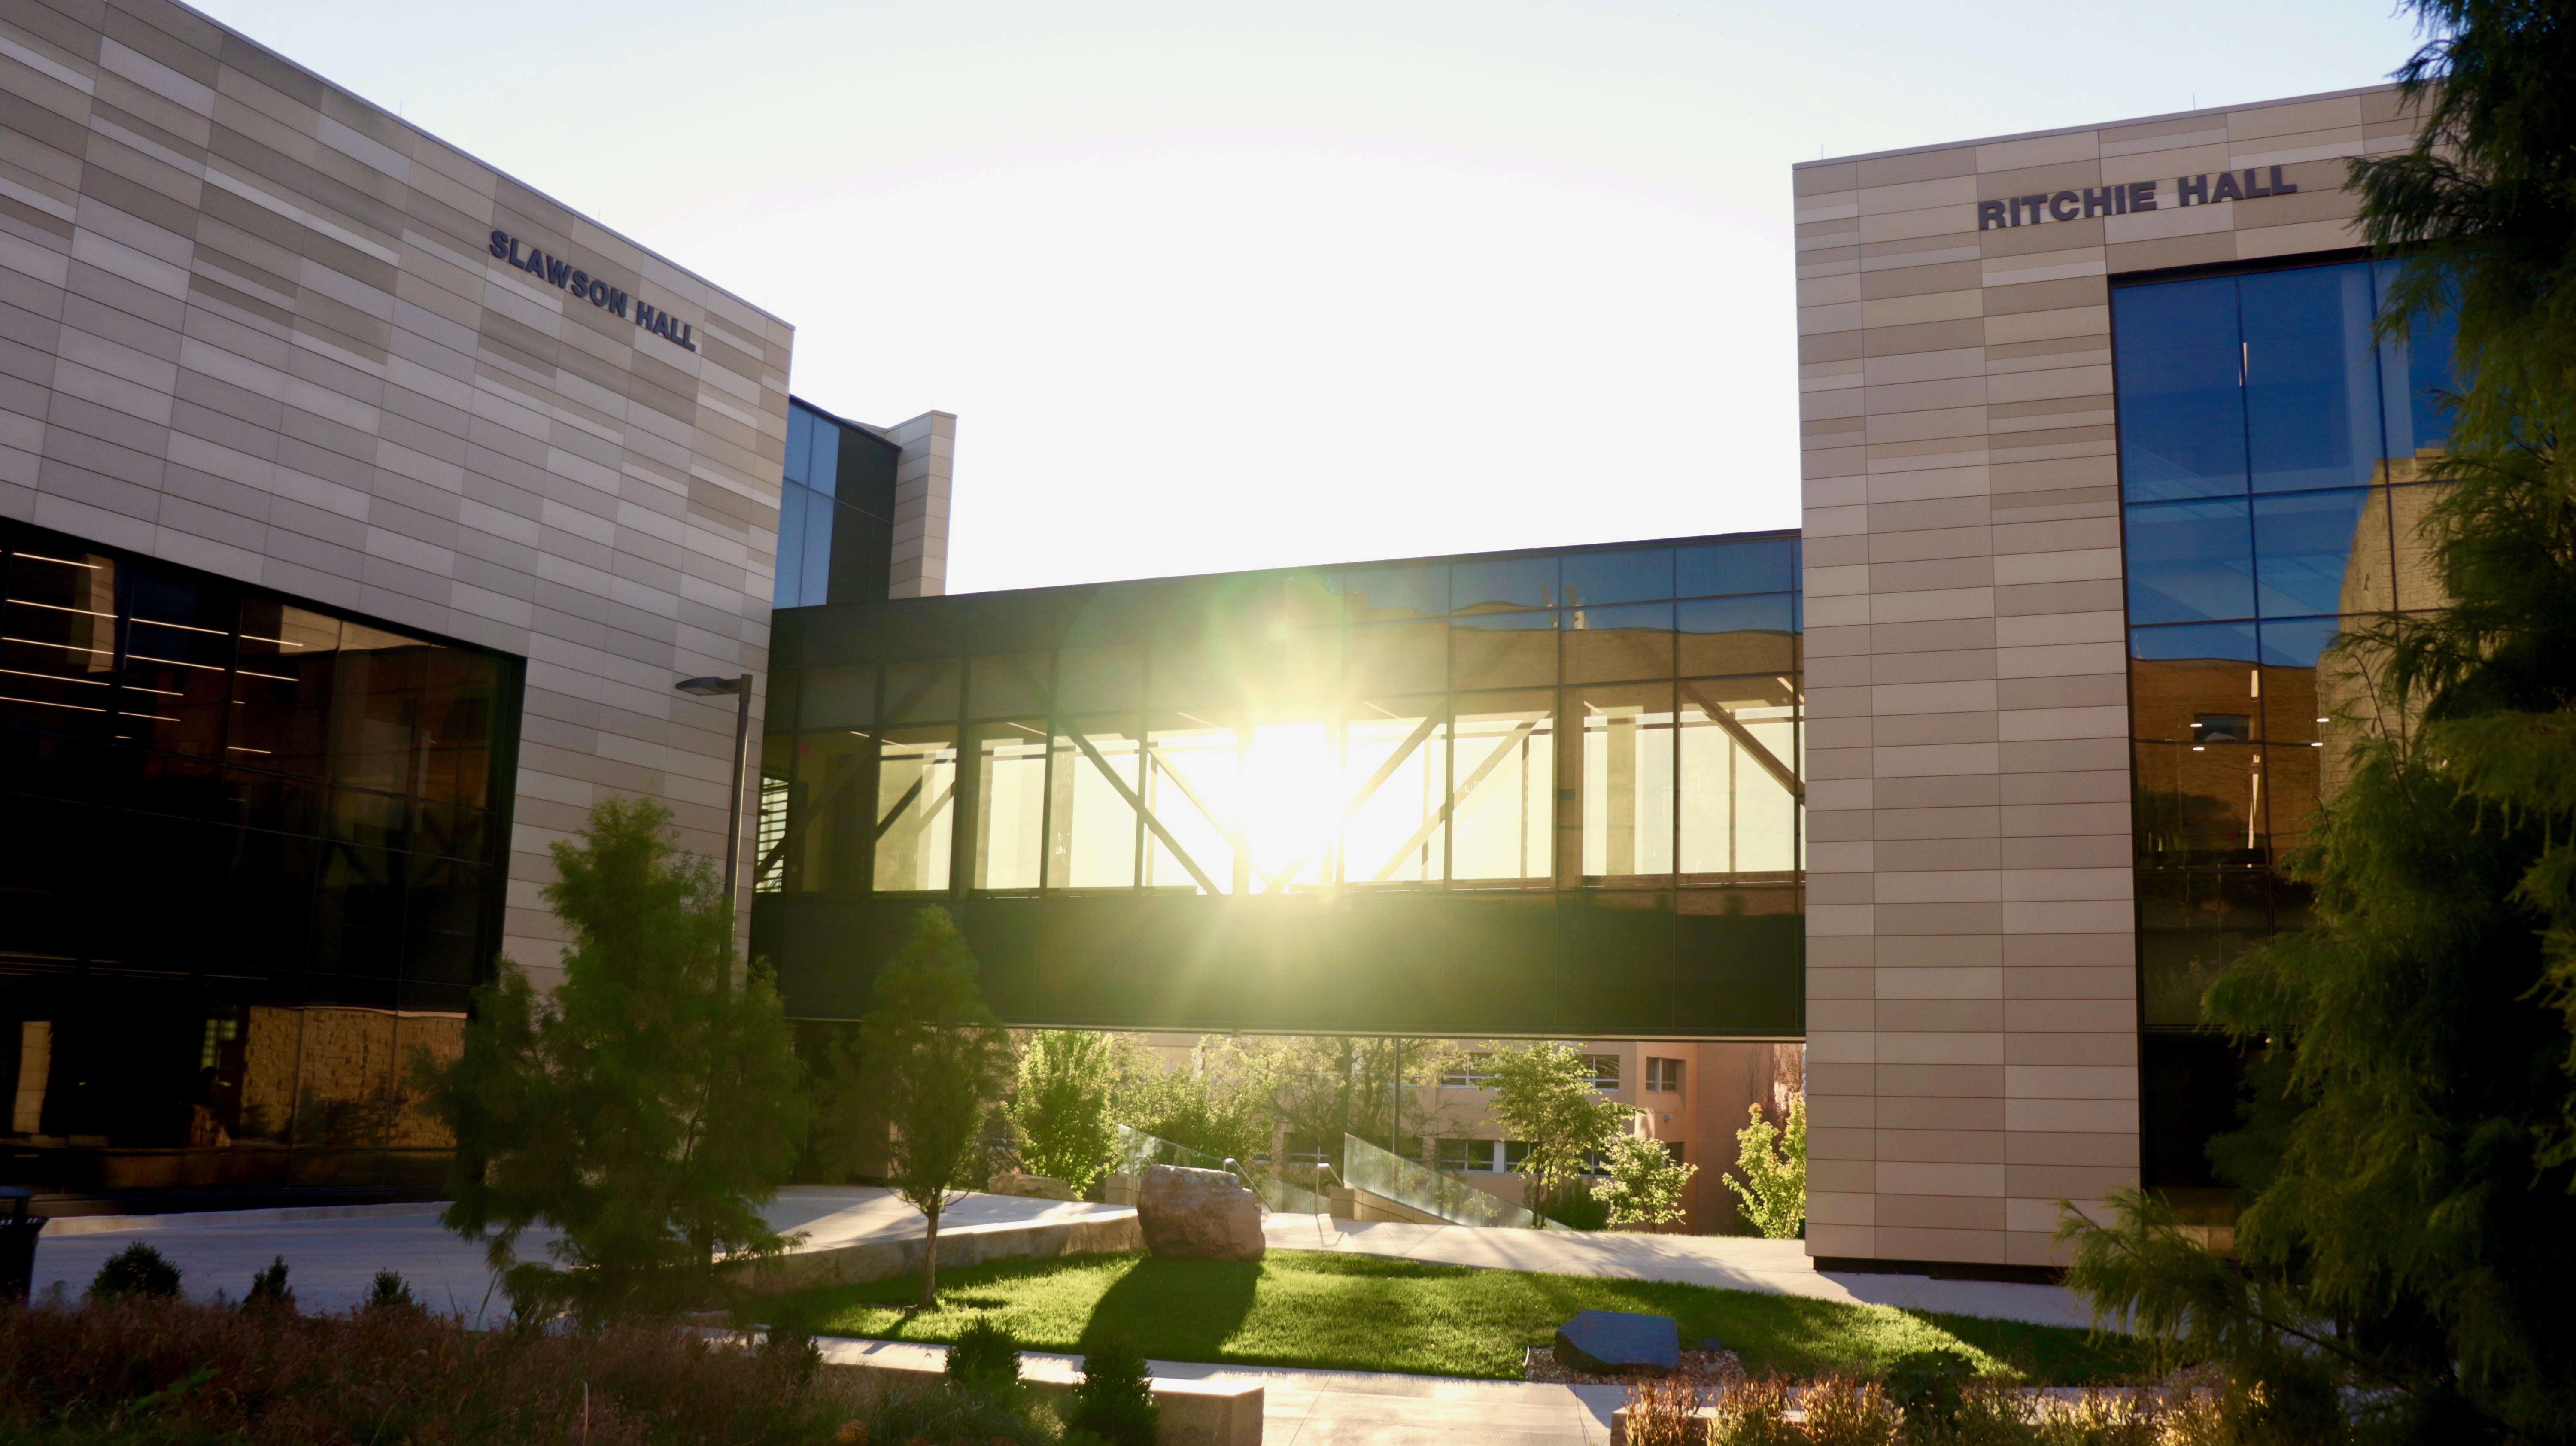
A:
1078,1257,1260,1359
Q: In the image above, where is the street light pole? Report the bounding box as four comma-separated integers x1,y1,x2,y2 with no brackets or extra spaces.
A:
674,674,755,918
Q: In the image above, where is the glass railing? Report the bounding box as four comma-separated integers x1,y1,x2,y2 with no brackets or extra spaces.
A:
1340,1133,1561,1229
1110,1124,1331,1215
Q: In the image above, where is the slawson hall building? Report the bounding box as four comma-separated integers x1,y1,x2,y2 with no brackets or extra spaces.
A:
0,0,2432,1282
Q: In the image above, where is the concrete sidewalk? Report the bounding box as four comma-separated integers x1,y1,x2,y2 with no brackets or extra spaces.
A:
1261,1214,2096,1329
30,1189,2097,1331
29,1187,1133,1320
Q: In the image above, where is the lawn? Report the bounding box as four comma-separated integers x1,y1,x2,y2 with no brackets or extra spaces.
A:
784,1249,2151,1384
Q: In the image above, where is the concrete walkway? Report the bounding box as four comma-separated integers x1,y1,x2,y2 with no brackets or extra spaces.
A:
1261,1215,2096,1328
822,1336,1627,1446
31,1189,2096,1331
30,1187,1131,1319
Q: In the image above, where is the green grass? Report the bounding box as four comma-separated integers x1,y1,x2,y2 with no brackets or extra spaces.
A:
785,1249,2149,1385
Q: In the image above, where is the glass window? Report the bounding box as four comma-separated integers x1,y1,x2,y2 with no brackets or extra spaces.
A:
784,404,814,488
796,486,834,608
969,652,1050,718
2388,484,2446,611
1342,696,1446,885
872,727,956,892
1057,646,1142,713
882,658,960,724
973,719,1048,890
1677,538,1795,598
2374,259,2458,464
802,665,875,729
2129,623,2261,744
2253,489,2387,618
2124,498,2255,624
794,729,876,893
1450,608,1557,690
1562,548,1672,606
1143,710,1236,894
2255,617,2339,747
1677,594,1796,677
1577,681,1675,881
0,546,120,736
1565,601,1674,684
2138,870,2271,1029
2133,739,2265,869
1241,712,1339,892
1452,556,1556,612
1339,565,1446,621
329,624,432,798
805,409,841,498
772,484,808,609
1679,677,1799,878
1450,690,1555,884
2114,276,2248,501
1349,620,1448,696
1049,716,1142,889
2240,263,2383,495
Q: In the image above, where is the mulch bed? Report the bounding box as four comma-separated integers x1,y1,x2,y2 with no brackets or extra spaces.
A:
1522,1345,1747,1386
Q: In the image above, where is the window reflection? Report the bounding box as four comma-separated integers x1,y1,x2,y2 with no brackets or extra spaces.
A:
872,728,956,892
0,518,516,1173
771,536,1800,901
1451,692,1554,884
1578,681,1676,881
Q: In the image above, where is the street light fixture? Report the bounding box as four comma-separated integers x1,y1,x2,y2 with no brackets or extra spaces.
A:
675,674,754,918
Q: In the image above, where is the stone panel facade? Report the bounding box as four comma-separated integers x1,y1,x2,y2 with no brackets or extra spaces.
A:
1792,85,2418,1267
0,0,794,987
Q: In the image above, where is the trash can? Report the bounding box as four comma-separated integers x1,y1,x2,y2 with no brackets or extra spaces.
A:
0,1187,44,1303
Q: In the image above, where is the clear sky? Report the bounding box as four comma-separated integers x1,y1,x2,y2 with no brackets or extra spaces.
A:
194,0,2429,594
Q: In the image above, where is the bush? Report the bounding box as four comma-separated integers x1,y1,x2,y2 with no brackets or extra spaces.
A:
945,1314,1023,1391
366,1269,418,1312
0,1294,1059,1446
1541,1187,1612,1231
242,1255,293,1313
1799,1373,1901,1446
1066,1333,1158,1446
86,1242,181,1303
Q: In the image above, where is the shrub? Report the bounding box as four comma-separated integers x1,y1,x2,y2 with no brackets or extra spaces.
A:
1709,1376,1800,1446
946,1314,1023,1391
1882,1349,1976,1434
0,1294,1064,1446
1725,1096,1806,1239
1622,1372,1712,1446
366,1269,419,1312
242,1255,293,1313
1800,1374,1901,1446
2029,1391,2157,1446
86,1242,181,1303
1066,1333,1158,1446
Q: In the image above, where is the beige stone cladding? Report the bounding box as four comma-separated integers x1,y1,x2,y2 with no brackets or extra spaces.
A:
886,408,953,598
1792,85,2417,1267
0,0,794,987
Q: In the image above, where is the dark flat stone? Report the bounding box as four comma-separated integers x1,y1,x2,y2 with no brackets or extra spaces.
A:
1554,1308,1680,1376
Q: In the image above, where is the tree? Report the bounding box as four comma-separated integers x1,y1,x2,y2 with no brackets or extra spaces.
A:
1595,1129,1696,1229
1484,1042,1622,1224
2060,6,2576,1435
1725,1097,1805,1240
2351,0,2576,447
1114,1034,1283,1170
1009,1030,1121,1194
423,797,806,1313
858,907,1014,1309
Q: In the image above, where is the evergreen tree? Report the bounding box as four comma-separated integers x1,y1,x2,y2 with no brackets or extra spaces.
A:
858,907,1014,1309
2064,5,2576,1434
423,797,807,1313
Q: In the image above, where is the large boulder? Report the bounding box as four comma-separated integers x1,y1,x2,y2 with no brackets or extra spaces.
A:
1555,1309,1680,1376
1135,1164,1265,1261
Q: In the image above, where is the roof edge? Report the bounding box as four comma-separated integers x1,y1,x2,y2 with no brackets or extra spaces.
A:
1792,82,2402,171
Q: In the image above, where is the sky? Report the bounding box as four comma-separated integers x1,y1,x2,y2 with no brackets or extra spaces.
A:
194,0,2432,595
